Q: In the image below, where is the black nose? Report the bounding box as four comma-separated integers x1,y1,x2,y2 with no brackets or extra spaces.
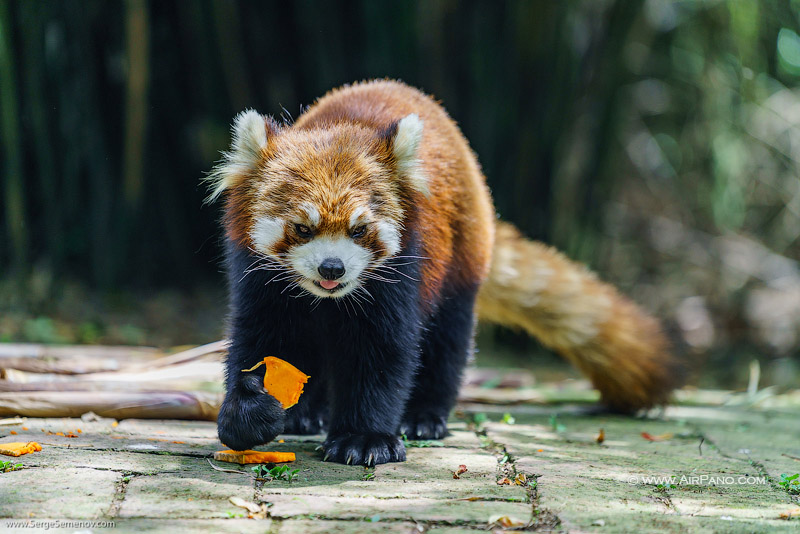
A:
318,257,345,280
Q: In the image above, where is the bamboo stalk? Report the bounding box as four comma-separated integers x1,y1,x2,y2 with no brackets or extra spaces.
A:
0,0,28,270
0,344,163,375
122,0,150,208
129,340,228,370
0,379,220,393
0,391,221,420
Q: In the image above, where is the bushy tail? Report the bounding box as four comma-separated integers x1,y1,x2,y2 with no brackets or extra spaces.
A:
477,222,682,412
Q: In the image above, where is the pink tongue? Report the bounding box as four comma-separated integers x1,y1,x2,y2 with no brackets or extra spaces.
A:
319,280,340,290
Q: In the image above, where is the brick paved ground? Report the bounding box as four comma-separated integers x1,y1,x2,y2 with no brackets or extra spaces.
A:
1,398,799,533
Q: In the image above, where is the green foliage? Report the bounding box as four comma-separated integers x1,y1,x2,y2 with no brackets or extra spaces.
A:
778,473,800,495
655,483,677,493
0,460,23,473
251,464,300,482
1,0,799,382
501,413,515,425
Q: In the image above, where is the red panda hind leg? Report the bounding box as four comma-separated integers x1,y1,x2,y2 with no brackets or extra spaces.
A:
477,222,683,412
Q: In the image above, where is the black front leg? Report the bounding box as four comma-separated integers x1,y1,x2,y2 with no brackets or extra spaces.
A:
218,373,285,451
401,286,478,440
321,279,423,466
218,244,319,449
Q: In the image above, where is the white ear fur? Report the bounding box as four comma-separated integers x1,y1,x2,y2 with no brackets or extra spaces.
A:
204,109,270,203
392,114,429,196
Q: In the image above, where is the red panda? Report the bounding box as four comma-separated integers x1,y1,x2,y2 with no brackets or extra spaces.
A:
207,80,681,465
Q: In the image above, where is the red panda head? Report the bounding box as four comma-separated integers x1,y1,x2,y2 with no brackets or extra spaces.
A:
205,110,427,298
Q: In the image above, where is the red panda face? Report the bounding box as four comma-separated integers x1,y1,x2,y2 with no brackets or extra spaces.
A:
247,168,402,298
206,110,427,299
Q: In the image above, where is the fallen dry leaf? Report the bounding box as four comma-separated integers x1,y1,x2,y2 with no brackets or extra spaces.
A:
780,509,800,520
496,477,512,485
514,473,527,486
489,514,526,528
596,429,605,444
453,464,468,479
229,496,269,519
229,496,261,514
641,432,673,442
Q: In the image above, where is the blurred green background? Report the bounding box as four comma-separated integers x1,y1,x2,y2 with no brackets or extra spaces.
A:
1,0,799,389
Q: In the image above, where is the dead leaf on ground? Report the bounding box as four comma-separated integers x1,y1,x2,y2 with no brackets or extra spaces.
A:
779,509,800,520
489,514,526,528
453,464,468,479
229,496,269,519
641,432,673,442
596,428,605,444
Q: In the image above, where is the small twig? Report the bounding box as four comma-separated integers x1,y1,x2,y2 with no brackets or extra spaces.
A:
782,453,800,462
207,458,253,478
698,437,704,456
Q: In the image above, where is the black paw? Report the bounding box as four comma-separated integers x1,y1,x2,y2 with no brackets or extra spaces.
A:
217,374,285,451
399,412,449,440
322,433,406,466
283,412,326,435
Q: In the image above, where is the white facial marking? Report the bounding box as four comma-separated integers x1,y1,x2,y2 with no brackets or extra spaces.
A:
250,216,284,252
288,236,372,298
393,114,429,196
300,202,321,226
349,206,368,228
376,220,401,256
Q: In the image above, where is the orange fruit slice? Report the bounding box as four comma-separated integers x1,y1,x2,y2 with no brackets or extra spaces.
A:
213,450,295,464
0,442,42,457
242,357,310,409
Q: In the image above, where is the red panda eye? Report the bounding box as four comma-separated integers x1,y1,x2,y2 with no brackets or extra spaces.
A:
295,224,313,238
351,225,367,238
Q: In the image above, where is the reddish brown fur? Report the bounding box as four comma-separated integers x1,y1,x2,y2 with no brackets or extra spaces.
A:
291,81,496,304
214,80,681,412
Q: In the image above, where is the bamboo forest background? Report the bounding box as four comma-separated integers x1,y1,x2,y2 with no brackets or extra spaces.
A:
2,0,800,388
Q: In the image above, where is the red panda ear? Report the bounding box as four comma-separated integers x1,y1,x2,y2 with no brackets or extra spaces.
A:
380,114,429,197
204,110,279,203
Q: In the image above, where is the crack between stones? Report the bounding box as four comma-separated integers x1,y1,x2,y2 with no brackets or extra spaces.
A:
694,425,794,502
48,445,211,459
263,514,501,530
105,472,136,519
467,421,562,531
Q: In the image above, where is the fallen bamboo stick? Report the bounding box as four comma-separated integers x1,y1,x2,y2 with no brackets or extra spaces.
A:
0,343,163,375
0,391,221,420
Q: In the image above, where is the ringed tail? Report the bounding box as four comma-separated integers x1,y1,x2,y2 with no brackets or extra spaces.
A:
477,222,682,412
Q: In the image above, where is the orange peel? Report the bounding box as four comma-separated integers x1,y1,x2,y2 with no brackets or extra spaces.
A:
242,357,310,409
213,449,295,464
0,442,42,457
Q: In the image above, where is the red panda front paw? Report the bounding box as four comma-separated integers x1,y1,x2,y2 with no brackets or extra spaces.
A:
399,413,449,440
217,375,285,451
322,433,406,466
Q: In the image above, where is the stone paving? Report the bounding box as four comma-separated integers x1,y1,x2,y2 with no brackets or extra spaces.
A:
1,400,799,533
